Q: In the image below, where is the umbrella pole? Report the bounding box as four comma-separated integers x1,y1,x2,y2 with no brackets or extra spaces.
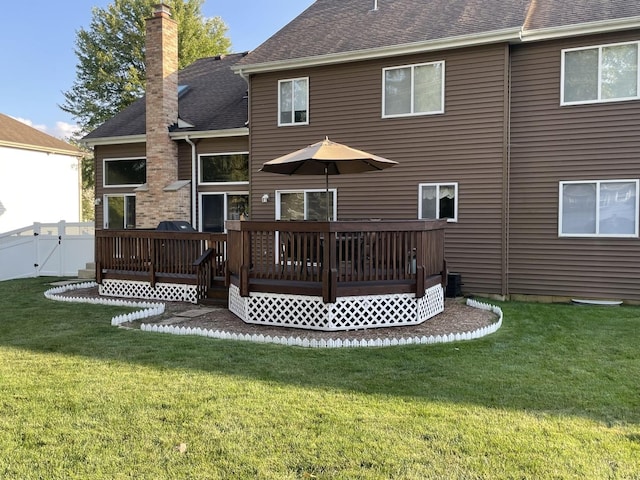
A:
325,165,330,221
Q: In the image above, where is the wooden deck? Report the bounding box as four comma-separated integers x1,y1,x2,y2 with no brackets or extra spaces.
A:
95,229,226,300
95,220,447,304
226,219,447,304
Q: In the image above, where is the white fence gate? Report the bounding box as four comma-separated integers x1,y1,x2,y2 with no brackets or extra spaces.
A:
0,221,94,281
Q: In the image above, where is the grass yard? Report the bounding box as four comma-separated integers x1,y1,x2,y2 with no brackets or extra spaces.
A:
0,278,639,479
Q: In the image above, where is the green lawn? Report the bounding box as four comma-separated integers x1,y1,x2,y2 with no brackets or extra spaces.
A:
0,278,639,479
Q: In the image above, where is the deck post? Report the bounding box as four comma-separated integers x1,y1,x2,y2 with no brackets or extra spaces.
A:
96,261,103,284
240,229,251,297
416,265,425,298
240,265,250,297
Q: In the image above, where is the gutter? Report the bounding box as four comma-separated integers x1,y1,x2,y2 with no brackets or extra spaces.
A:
0,140,86,158
233,15,640,76
232,28,523,74
81,128,249,147
185,135,198,229
81,134,146,148
521,15,640,42
170,127,248,141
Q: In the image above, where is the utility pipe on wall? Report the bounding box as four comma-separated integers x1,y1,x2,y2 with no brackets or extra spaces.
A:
185,135,197,229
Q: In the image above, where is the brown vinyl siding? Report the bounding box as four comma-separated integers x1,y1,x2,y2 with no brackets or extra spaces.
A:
94,137,248,230
249,44,509,295
180,136,249,228
177,136,249,184
94,143,146,229
509,32,640,301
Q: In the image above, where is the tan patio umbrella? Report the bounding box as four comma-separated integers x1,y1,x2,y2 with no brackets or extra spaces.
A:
260,137,398,220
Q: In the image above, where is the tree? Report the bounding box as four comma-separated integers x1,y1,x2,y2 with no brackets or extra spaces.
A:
61,0,231,136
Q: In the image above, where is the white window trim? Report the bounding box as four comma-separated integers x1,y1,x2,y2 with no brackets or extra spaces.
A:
278,77,309,126
275,189,337,220
102,193,136,229
198,151,249,186
198,191,249,233
382,60,445,118
103,157,146,188
558,179,639,238
560,40,640,106
418,182,458,222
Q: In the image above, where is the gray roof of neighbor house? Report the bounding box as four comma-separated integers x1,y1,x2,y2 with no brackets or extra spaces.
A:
0,113,83,156
83,52,248,141
235,0,640,70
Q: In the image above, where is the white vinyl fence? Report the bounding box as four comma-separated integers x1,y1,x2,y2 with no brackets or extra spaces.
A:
0,221,94,281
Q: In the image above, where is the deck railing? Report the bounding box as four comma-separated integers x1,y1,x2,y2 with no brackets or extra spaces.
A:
95,230,226,298
226,220,447,303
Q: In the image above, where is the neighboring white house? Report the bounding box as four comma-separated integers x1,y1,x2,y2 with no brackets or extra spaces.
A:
0,113,84,233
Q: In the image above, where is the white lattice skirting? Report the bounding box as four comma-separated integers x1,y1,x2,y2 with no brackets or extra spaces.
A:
99,279,198,304
44,281,503,349
228,283,445,331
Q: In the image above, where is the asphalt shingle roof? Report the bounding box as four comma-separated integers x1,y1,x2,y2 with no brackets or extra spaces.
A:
237,0,640,67
0,113,82,156
524,0,640,30
83,52,248,140
85,1,640,140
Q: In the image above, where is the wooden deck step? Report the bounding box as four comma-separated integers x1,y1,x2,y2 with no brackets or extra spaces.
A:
200,286,228,306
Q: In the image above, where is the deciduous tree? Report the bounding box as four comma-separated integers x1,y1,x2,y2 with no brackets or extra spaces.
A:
61,0,231,136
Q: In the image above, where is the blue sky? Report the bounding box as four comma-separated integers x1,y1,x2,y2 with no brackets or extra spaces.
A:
0,1,314,139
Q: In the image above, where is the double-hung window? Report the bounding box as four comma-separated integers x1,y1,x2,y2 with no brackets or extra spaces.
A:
103,157,146,187
383,61,445,117
559,180,639,237
562,41,639,105
418,183,458,222
276,189,336,221
278,77,309,125
199,152,249,184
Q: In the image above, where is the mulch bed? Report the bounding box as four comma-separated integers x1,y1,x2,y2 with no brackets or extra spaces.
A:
59,285,499,342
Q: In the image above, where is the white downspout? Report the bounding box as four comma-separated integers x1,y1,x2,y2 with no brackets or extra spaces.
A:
185,135,197,229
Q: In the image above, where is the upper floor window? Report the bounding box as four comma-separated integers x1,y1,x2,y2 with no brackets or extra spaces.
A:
383,61,445,117
418,183,458,222
562,41,639,105
279,77,309,126
103,158,146,187
199,153,249,184
559,179,638,237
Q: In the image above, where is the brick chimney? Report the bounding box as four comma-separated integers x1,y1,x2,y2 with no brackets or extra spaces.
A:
136,3,190,228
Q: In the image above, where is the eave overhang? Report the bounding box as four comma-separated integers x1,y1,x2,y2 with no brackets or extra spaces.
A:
233,28,523,75
521,15,640,42
0,140,85,157
81,127,249,147
233,16,640,76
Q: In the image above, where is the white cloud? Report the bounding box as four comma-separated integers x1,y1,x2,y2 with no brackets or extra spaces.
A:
53,121,81,141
